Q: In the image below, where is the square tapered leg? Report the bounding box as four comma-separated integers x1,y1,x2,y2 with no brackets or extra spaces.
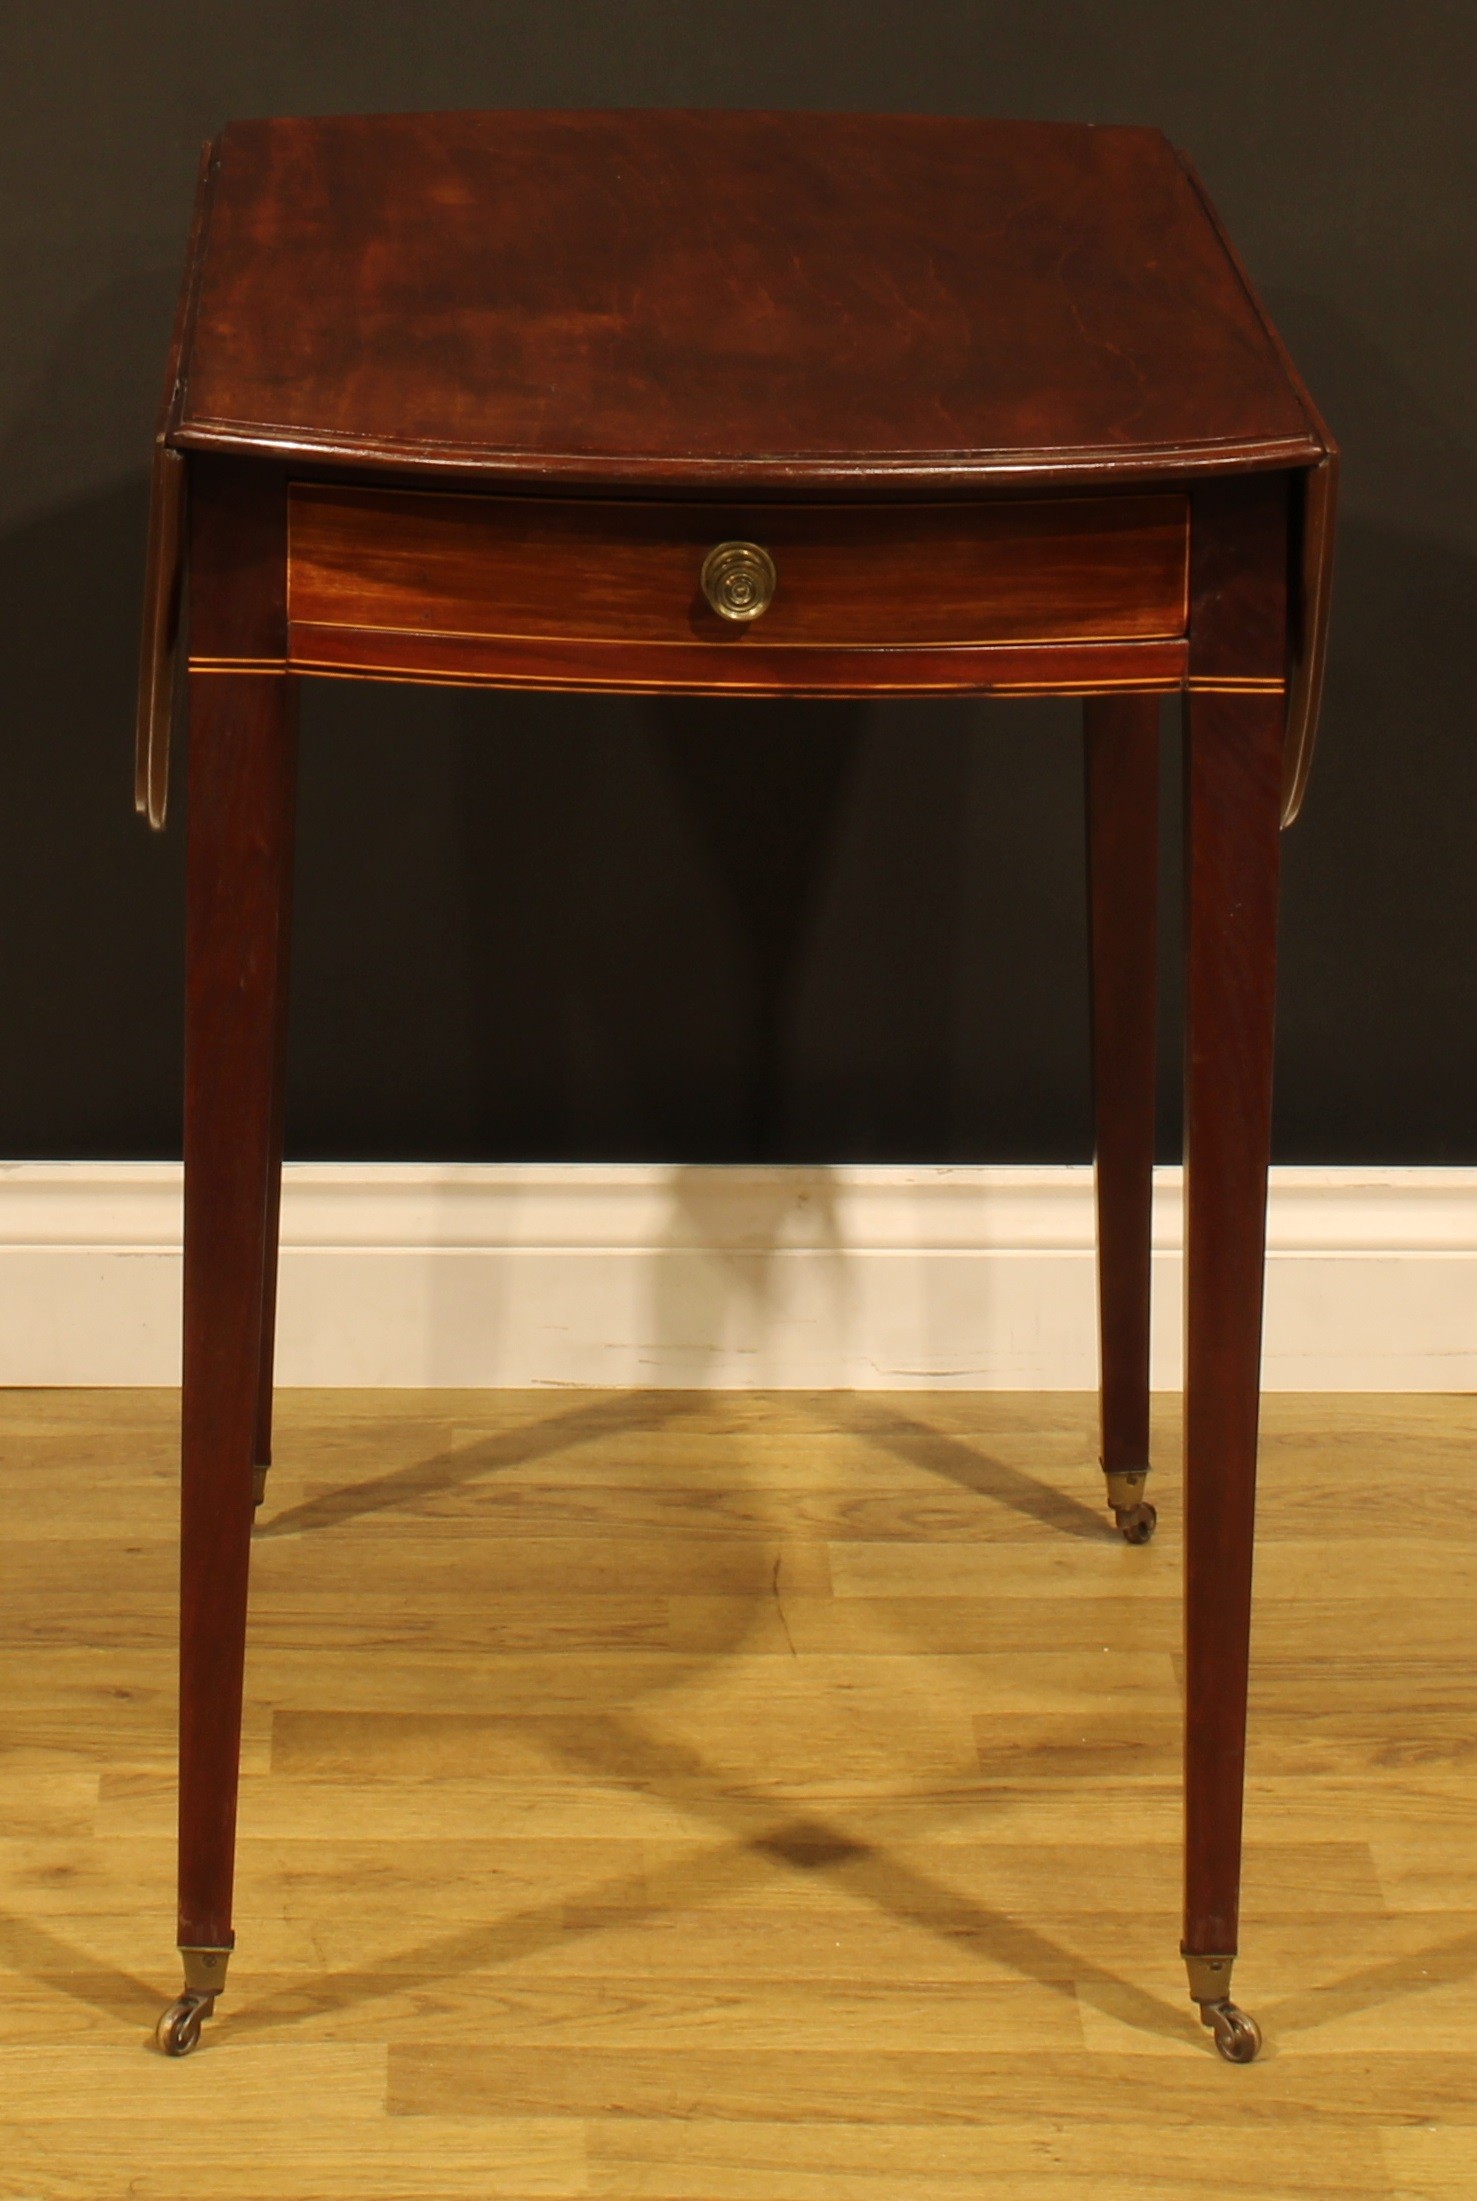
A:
1086,692,1161,1544
1179,686,1283,2064
160,666,297,2057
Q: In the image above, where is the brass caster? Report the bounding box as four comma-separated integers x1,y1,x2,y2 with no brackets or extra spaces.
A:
157,1942,231,2053
1104,1468,1154,1542
252,1464,268,1510
1115,1500,1158,1545
1201,1998,1263,2063
155,1990,214,2056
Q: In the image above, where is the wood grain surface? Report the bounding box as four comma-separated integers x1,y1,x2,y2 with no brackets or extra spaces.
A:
173,112,1324,489
177,455,297,1957
1,1387,1473,2198
280,484,1190,699
140,111,1336,821
287,488,1191,649
274,624,1192,702
1085,693,1160,1494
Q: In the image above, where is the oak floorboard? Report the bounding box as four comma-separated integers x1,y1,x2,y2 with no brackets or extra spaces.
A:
0,1387,1473,2200
1381,2127,1477,2197
0,2040,386,2118
0,2119,583,2200
389,2040,1477,2124
586,2115,1392,2200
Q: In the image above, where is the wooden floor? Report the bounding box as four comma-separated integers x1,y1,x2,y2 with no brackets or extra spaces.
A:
0,1388,1474,2199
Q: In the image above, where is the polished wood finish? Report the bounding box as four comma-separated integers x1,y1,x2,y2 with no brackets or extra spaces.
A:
137,108,1337,2055
1179,465,1289,1963
180,667,297,1950
1182,686,1284,1959
1085,694,1160,1493
3,1386,1474,2193
251,733,296,1485
135,140,214,831
1284,454,1339,822
137,111,1335,817
1170,157,1338,822
288,484,1190,660
279,624,1192,703
178,464,297,1951
178,112,1321,487
281,482,1192,697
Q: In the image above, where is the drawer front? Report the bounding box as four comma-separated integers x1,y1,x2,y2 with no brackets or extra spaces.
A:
288,487,1189,658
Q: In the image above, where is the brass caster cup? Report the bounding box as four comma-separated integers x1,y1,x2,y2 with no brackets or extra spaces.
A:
1104,1468,1156,1544
1184,1953,1262,2063
155,1990,214,2056
157,1944,232,2055
1114,1500,1157,1544
1200,1998,1263,2063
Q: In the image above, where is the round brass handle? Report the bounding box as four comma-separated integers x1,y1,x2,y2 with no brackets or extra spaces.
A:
700,540,777,622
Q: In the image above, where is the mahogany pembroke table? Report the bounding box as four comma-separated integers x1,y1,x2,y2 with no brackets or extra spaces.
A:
135,110,1336,2061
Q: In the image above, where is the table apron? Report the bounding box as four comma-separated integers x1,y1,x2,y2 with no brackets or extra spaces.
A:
259,482,1200,700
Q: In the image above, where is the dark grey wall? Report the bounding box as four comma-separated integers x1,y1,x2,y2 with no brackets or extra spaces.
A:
2,3,1473,1162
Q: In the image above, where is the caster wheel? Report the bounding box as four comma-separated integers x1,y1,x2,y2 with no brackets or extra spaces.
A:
1115,1501,1157,1545
155,1991,213,2057
252,1466,268,1511
1203,1999,1262,2064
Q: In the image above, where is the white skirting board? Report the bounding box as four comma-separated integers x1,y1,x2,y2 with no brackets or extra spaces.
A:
1,1162,1475,1391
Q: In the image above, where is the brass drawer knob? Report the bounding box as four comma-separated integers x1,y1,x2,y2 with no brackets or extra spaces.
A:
700,540,777,621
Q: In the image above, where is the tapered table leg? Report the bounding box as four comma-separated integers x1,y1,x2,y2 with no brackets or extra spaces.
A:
251,738,297,1510
1085,693,1160,1544
1180,687,1283,2064
159,668,297,2057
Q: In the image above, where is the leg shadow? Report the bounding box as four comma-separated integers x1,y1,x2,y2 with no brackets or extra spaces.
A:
817,1394,1110,1542
222,1704,1184,2048
255,1389,686,1540
0,1907,161,2027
